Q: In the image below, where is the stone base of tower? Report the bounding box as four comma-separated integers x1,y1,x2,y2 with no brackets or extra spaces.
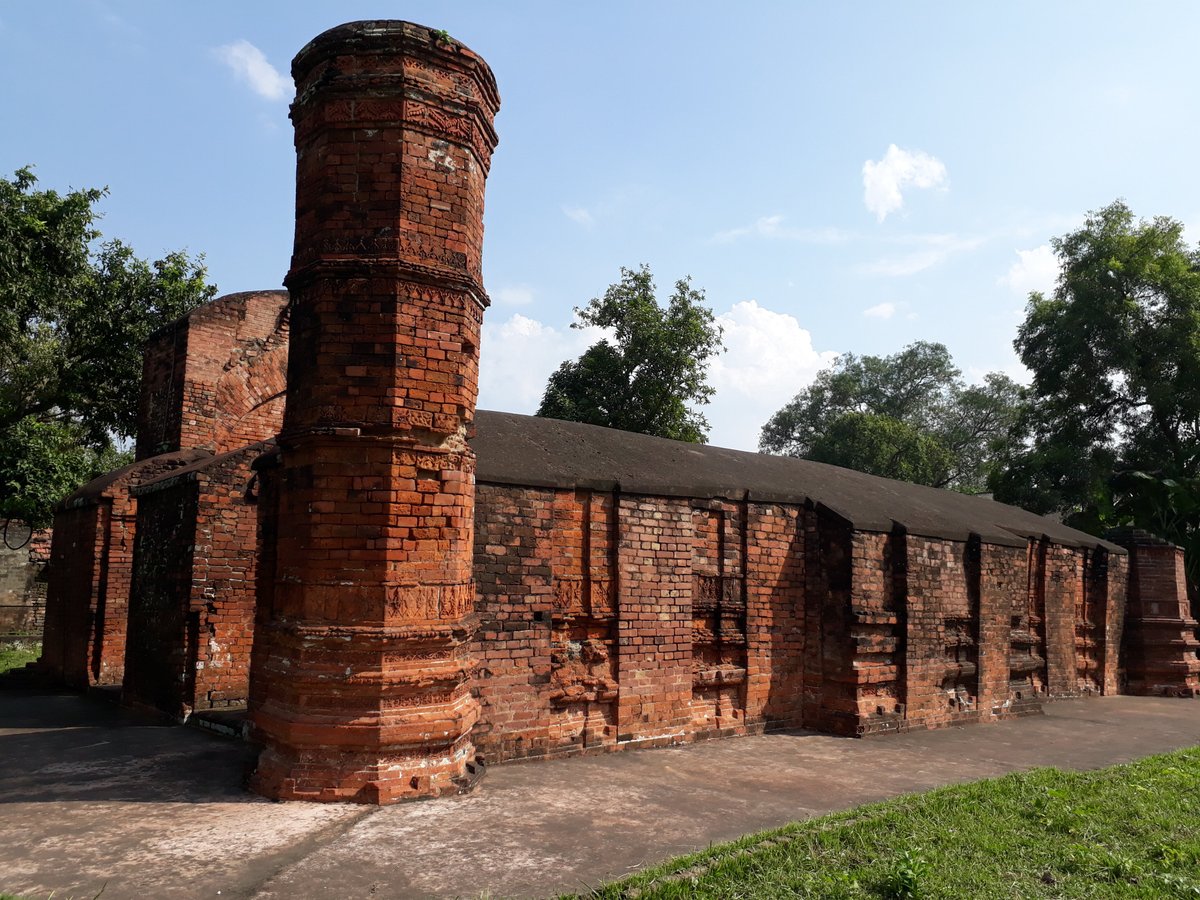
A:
1107,528,1200,698
249,726,480,804
1122,617,1200,697
248,620,483,803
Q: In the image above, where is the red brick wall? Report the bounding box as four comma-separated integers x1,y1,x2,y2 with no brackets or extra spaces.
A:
981,543,1034,715
36,452,209,689
123,479,198,713
1042,542,1083,696
472,487,1146,760
745,503,806,729
124,446,262,717
1103,552,1129,693
615,495,694,747
39,506,104,686
136,291,288,460
1110,534,1200,695
190,449,261,708
845,529,905,734
803,509,858,735
902,536,979,728
137,319,189,459
689,500,749,737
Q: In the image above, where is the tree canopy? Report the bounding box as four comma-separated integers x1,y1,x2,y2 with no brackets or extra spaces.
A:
989,200,1200,582
760,341,1022,492
536,264,724,443
0,167,216,527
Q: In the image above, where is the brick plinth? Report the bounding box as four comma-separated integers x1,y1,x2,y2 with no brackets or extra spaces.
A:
248,20,500,803
1107,529,1200,696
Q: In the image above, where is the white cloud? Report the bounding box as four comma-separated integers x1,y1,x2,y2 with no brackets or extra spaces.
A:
862,145,947,222
999,244,1059,297
711,215,851,245
706,301,838,451
862,233,984,276
214,40,291,101
477,302,837,454
562,205,594,226
1181,217,1200,247
863,302,895,320
496,285,534,306
477,314,606,413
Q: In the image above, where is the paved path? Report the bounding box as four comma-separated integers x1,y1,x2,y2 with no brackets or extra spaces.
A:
2,691,1199,899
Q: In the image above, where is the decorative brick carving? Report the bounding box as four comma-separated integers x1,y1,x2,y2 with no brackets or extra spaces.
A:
247,19,500,804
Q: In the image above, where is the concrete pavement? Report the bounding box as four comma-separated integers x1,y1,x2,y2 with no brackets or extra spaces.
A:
2,690,1199,899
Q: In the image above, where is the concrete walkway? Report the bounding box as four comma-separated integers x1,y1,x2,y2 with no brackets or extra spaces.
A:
2,691,1199,899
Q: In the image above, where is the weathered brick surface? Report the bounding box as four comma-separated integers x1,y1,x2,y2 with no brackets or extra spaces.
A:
614,495,694,747
903,536,979,728
247,20,501,804
981,543,1035,716
744,503,805,729
123,445,264,717
137,291,289,460
0,524,50,635
471,490,812,762
36,452,208,688
1108,530,1200,695
38,287,289,693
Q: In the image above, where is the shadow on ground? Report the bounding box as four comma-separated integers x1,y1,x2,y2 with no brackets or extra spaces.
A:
3,688,1200,899
0,688,257,804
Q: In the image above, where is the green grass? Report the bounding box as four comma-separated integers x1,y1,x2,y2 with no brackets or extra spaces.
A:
578,748,1200,899
0,641,40,674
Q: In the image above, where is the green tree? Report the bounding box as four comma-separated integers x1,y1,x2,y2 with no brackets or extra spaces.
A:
0,166,216,527
537,264,724,443
990,200,1200,583
761,341,1022,491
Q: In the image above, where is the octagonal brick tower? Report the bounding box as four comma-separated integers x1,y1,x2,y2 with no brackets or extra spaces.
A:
248,21,500,803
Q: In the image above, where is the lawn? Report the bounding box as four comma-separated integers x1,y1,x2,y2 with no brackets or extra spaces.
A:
582,748,1200,899
0,642,40,674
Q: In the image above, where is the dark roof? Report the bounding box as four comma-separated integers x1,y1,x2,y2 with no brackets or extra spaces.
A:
472,411,1122,553
132,441,273,497
57,450,212,509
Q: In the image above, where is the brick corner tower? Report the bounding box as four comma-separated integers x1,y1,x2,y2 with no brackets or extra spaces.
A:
248,20,500,803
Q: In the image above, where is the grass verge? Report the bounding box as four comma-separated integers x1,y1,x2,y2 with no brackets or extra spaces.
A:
0,641,40,674
579,748,1200,899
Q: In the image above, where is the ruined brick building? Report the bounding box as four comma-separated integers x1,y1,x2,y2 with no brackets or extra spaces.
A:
30,21,1200,804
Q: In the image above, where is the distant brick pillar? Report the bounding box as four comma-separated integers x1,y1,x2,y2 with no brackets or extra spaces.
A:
1107,529,1200,696
247,21,500,803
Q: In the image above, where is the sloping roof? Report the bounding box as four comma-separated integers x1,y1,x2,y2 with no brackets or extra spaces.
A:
132,441,273,497
472,411,1122,553
58,450,212,509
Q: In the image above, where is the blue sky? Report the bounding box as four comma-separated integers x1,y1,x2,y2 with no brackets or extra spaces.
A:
4,2,1199,450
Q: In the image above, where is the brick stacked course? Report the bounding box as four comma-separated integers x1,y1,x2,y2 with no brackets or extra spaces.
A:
744,503,806,729
36,452,208,688
136,291,289,459
1108,529,1200,695
903,536,979,728
123,444,267,717
1043,542,1084,696
247,20,501,804
978,542,1023,717
846,529,905,734
0,524,51,636
36,289,289,694
470,487,1131,756
472,489,806,762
